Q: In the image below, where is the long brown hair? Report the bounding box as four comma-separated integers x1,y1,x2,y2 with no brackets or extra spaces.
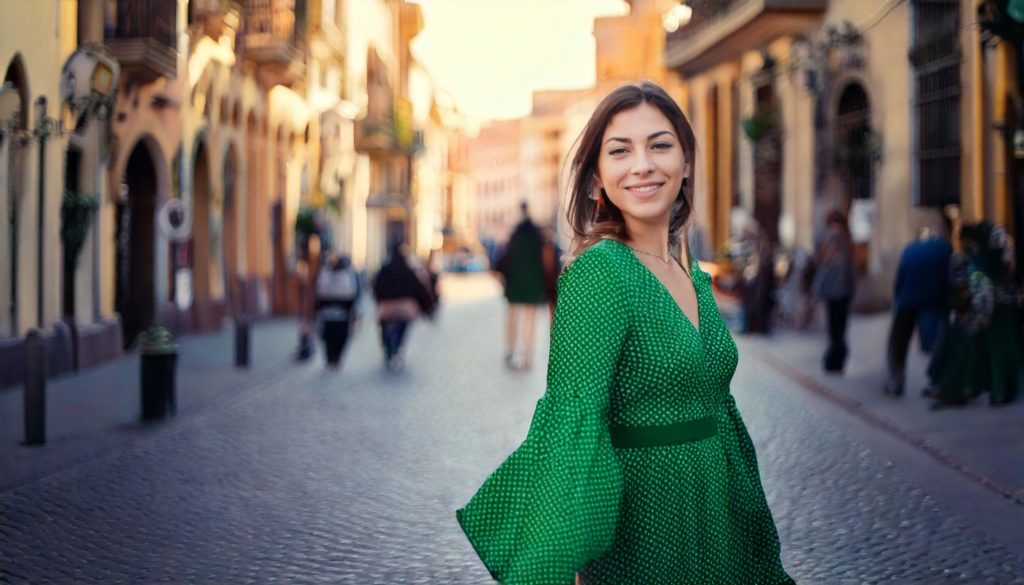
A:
565,81,697,257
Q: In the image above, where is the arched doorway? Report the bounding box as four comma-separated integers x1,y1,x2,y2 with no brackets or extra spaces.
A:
271,125,289,314
753,82,782,244
222,142,239,315
2,56,30,338
245,112,262,315
115,141,158,348
191,135,221,330
62,145,83,321
835,83,873,202
834,82,874,277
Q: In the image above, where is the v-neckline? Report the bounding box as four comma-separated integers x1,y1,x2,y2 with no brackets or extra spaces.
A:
610,239,702,336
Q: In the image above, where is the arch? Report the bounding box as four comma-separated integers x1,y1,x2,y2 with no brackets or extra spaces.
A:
190,132,218,328
834,81,873,201
115,139,162,348
62,144,83,322
245,111,263,279
752,81,782,245
222,141,240,315
2,54,30,337
4,54,30,129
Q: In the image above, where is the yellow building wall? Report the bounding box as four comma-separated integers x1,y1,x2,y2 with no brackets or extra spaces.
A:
0,0,69,336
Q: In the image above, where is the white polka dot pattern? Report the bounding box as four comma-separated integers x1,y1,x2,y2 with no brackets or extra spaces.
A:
456,239,793,584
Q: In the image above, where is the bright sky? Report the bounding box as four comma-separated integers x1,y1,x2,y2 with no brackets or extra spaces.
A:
410,0,629,123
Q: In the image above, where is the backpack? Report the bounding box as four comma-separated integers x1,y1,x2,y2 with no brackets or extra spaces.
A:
318,268,359,302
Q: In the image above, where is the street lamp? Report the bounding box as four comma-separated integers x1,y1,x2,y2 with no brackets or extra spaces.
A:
662,2,693,33
60,44,120,130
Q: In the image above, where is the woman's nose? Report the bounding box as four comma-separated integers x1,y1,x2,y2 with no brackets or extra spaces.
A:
631,152,654,174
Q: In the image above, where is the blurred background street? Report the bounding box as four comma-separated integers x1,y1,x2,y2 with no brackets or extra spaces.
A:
2,274,1024,583
3,0,1024,582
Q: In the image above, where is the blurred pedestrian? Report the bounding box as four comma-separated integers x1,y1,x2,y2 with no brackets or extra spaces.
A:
496,202,547,370
737,218,775,334
426,248,442,308
883,217,953,396
372,243,436,371
540,226,563,322
456,81,791,584
315,252,362,370
812,209,856,373
926,222,1023,407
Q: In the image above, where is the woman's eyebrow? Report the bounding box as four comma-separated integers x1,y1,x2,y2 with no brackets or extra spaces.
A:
604,130,676,145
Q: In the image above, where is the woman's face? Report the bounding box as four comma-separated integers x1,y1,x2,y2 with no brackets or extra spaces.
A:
596,102,689,232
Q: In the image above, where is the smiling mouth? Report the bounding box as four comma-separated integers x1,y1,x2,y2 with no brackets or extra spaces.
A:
626,183,663,195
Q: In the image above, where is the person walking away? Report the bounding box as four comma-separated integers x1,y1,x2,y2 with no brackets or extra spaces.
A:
315,253,361,370
497,202,547,370
738,219,776,334
812,209,856,373
372,243,435,371
426,248,442,310
540,227,563,322
883,219,953,396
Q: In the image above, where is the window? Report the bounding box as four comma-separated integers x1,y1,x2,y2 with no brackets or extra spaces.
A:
911,0,961,207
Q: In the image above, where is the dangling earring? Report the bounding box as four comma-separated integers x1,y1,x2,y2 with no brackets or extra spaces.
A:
589,186,602,201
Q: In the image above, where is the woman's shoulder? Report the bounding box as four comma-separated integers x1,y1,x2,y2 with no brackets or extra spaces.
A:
562,239,626,278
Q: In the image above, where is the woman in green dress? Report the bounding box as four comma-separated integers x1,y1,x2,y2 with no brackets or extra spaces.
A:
456,82,793,584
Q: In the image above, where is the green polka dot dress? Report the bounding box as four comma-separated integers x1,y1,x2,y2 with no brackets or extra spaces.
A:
456,239,794,584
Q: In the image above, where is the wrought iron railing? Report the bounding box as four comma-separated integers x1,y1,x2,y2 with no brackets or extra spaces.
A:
912,0,961,207
105,0,176,49
244,0,306,52
666,0,756,46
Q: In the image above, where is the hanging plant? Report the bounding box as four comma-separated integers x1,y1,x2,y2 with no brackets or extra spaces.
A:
863,127,884,164
743,108,778,143
60,191,99,271
294,203,318,241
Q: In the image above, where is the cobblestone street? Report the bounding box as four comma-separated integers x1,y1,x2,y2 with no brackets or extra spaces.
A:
2,274,1024,583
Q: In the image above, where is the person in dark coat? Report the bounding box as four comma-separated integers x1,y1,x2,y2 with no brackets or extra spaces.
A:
737,219,775,334
372,243,436,371
883,218,953,396
315,253,362,369
812,209,856,373
540,227,563,322
496,202,547,370
926,222,1023,407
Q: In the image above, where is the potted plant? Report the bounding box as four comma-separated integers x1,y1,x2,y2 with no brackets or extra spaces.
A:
137,325,177,420
742,108,779,144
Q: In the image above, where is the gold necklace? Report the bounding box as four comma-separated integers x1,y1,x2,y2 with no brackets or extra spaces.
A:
624,242,691,277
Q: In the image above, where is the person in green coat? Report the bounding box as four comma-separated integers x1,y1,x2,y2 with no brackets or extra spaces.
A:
456,82,793,584
926,222,1023,407
496,202,548,370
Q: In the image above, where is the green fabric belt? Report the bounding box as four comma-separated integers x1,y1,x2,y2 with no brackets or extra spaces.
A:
610,415,718,449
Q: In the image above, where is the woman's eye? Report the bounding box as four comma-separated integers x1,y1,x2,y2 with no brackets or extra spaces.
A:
609,148,627,156
652,142,673,150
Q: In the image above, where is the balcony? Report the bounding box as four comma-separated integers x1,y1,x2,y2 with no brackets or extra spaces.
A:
188,0,242,40
103,0,179,81
355,97,423,156
242,0,307,87
665,0,827,75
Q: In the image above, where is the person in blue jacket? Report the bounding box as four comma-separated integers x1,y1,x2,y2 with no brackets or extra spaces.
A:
883,215,953,396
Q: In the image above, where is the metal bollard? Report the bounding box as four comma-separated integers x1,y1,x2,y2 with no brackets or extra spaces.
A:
234,316,250,368
23,329,46,445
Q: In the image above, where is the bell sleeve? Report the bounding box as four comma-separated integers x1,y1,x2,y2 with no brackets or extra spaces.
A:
456,246,628,584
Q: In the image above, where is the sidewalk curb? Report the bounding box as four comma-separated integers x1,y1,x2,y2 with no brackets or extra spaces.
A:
752,347,1024,506
0,355,296,494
